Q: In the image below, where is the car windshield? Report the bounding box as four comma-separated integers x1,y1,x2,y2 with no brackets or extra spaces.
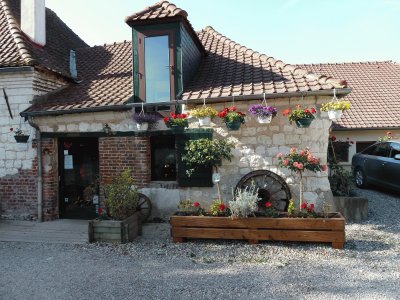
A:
390,142,400,158
362,142,389,157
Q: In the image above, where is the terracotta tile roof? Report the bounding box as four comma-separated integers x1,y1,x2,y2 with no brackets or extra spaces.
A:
23,41,133,114
125,1,188,22
181,26,347,100
0,0,88,77
300,61,400,129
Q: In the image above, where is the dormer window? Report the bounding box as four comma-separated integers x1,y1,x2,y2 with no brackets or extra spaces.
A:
138,31,175,103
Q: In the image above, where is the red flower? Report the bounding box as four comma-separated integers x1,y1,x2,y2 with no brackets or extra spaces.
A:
311,108,317,114
310,204,315,209
387,131,392,136
265,202,272,208
163,117,169,122
231,106,237,111
181,113,187,118
193,202,200,207
9,128,13,132
282,109,291,116
170,113,177,119
301,203,307,210
98,207,103,215
219,203,226,211
304,109,310,114
322,165,327,172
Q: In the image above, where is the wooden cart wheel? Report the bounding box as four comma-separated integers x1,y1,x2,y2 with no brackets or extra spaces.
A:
235,170,291,211
137,193,152,223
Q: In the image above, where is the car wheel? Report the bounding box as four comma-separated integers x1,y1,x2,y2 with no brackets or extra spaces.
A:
354,168,367,188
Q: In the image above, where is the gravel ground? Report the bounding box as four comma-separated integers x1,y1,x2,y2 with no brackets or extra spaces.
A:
1,187,399,300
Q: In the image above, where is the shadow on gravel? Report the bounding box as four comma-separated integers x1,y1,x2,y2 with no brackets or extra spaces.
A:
345,239,392,252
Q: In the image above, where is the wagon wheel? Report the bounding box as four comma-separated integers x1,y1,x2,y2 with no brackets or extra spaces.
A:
235,170,291,211
137,193,152,223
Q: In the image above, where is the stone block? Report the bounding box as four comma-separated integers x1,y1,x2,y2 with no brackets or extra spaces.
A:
272,133,285,145
238,157,249,167
255,146,266,155
257,135,272,145
242,127,256,136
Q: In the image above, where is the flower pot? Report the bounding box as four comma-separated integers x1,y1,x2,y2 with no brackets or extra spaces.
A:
328,110,343,121
225,121,241,131
295,118,313,128
198,116,211,126
136,122,148,131
14,135,29,143
170,125,185,134
257,115,272,124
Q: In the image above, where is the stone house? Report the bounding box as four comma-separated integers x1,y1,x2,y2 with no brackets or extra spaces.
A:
301,61,400,169
0,0,350,221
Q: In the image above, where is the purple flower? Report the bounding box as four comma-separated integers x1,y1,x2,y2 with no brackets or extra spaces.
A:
132,112,161,129
248,104,278,117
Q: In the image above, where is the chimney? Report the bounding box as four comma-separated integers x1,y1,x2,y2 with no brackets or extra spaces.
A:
21,0,46,46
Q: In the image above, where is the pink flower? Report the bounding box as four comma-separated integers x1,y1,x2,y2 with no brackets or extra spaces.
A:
307,155,314,162
293,162,299,167
290,148,296,154
276,153,283,158
299,151,305,156
297,163,304,170
283,159,289,166
322,165,327,172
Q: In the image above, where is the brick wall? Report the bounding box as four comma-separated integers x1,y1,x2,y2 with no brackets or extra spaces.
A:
41,138,58,221
99,136,151,187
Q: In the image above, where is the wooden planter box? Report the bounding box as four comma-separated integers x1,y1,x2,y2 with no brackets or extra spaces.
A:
170,213,345,249
88,212,141,243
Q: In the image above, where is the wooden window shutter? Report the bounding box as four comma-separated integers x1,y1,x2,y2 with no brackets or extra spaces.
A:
176,129,213,187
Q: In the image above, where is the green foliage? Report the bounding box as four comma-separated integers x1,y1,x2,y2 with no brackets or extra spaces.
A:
189,106,218,118
287,199,296,217
286,105,317,121
103,169,139,220
209,199,229,216
321,100,350,112
182,138,235,176
177,199,194,212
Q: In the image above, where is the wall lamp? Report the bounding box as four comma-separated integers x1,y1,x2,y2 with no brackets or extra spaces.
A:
103,123,112,135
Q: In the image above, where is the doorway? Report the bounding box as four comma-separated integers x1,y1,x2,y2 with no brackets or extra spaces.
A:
58,138,99,219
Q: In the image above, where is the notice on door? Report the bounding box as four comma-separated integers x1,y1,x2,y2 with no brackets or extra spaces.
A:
64,155,73,169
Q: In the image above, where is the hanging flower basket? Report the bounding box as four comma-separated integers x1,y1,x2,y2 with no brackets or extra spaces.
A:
218,107,245,131
189,106,217,127
283,105,317,128
132,111,161,131
14,135,30,143
136,122,149,131
163,113,188,133
320,95,350,121
248,104,278,124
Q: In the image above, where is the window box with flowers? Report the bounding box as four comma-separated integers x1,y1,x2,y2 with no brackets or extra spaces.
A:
163,112,189,133
218,106,246,130
10,128,30,143
283,105,317,128
170,185,345,249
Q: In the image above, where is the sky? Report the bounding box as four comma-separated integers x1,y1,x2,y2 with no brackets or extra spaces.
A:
46,0,400,64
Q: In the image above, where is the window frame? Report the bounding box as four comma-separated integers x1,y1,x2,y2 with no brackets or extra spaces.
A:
137,29,176,102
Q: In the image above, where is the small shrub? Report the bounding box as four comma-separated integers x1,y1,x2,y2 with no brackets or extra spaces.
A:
104,169,139,220
229,185,259,218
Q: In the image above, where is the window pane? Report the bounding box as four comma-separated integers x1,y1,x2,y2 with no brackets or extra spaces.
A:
371,143,389,157
151,136,176,181
145,35,170,103
390,142,400,158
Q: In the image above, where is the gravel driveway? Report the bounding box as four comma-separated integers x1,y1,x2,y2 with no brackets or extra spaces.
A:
1,187,399,300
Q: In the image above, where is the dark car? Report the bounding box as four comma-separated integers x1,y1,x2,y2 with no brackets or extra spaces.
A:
352,141,400,192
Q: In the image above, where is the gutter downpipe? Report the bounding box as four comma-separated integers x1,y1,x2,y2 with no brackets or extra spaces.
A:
27,116,42,222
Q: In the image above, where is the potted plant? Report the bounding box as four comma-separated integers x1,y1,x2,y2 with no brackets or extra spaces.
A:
10,127,29,143
321,100,350,121
182,138,235,201
189,106,218,126
248,104,278,124
88,169,141,243
218,106,246,130
132,112,161,131
283,105,317,128
276,147,326,209
163,112,189,133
